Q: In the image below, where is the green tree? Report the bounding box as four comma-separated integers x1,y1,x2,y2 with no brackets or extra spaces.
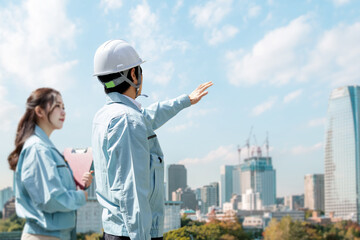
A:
264,216,322,240
0,213,25,232
305,210,313,219
181,215,205,227
164,219,250,240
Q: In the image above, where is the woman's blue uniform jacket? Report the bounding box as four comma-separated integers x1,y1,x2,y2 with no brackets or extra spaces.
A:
92,93,191,240
14,125,86,240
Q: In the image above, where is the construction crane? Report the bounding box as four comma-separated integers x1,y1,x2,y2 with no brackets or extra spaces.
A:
237,145,241,165
246,126,253,158
265,131,270,159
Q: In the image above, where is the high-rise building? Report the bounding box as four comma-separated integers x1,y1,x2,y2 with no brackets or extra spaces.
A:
164,201,182,233
0,187,14,210
284,194,304,210
167,164,187,201
304,174,324,211
325,86,360,221
240,156,276,208
210,182,219,207
200,185,217,214
173,187,198,210
220,165,234,207
2,197,15,219
242,189,262,210
232,166,241,196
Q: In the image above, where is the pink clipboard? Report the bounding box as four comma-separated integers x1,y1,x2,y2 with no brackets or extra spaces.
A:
63,147,93,190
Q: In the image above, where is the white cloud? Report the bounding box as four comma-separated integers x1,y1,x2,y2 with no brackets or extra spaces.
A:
178,144,271,166
148,62,175,85
291,142,323,155
261,13,273,25
248,5,261,18
0,86,19,132
283,89,303,103
333,0,351,6
186,107,217,118
301,22,360,87
101,0,123,13
252,97,277,116
308,117,326,127
189,0,233,28
225,15,311,87
168,122,194,133
179,145,237,165
128,2,189,86
208,25,238,46
167,107,217,132
226,14,360,88
173,0,184,13
0,0,77,90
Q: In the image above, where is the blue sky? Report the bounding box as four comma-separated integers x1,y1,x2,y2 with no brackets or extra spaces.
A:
0,0,359,197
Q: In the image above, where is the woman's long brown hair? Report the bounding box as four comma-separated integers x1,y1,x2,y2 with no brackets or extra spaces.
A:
8,88,60,171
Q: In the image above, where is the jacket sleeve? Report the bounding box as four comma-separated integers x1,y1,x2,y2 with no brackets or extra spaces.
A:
106,114,152,240
142,94,191,130
21,145,86,213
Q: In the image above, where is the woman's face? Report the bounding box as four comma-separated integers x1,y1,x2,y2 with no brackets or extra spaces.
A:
48,95,66,130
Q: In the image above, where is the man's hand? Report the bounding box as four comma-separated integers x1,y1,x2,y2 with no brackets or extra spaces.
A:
189,81,213,105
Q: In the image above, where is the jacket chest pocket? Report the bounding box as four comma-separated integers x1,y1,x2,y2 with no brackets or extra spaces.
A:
56,164,75,190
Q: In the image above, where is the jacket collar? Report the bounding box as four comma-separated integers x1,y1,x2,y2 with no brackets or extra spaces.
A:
34,125,57,149
106,92,141,112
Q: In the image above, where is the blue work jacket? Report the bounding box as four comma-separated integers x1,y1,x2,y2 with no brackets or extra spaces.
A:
92,93,191,239
14,125,86,240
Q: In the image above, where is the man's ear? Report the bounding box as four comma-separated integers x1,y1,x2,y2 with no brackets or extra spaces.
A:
35,106,45,119
130,68,138,84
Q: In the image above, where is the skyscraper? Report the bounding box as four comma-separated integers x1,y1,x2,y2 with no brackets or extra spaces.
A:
200,185,217,214
167,164,187,201
0,187,14,210
325,86,360,221
304,174,324,211
284,194,304,210
173,187,198,210
240,156,276,208
232,166,241,196
220,165,234,207
210,182,219,207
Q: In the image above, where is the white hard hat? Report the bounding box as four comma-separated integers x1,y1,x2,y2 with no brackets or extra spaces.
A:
93,40,145,76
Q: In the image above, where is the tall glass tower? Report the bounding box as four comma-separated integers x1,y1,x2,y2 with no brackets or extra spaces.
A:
220,165,234,207
324,86,360,222
240,156,276,208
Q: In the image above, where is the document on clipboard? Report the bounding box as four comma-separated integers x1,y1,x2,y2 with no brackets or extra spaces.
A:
63,147,93,190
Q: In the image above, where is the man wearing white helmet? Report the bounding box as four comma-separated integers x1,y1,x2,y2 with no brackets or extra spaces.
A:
92,39,212,240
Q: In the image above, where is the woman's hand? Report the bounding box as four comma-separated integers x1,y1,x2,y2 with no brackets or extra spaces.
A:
188,81,213,105
83,190,88,201
82,171,94,189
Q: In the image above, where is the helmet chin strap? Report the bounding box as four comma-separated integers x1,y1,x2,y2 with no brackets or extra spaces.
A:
101,67,144,98
134,66,142,98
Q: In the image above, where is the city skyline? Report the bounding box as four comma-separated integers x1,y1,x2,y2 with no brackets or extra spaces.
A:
1,0,360,197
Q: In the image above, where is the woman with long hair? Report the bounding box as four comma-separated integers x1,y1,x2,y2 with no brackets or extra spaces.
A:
8,88,92,240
